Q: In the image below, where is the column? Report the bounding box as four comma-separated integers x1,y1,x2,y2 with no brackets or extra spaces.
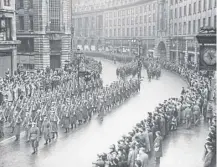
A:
61,35,71,67
184,40,188,67
12,47,17,75
129,40,132,57
194,43,197,64
176,40,179,65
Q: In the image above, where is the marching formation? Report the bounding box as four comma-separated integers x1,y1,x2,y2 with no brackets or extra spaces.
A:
143,59,161,81
0,55,142,155
116,61,140,80
93,60,216,167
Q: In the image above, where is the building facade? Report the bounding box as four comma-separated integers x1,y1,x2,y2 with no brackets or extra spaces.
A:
72,0,217,65
0,0,20,77
16,0,72,70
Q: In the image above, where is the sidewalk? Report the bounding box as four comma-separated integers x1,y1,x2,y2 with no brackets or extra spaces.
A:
147,120,208,167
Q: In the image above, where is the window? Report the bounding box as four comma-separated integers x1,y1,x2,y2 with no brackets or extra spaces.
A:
149,26,151,36
140,27,143,36
135,27,138,36
198,19,201,31
17,38,34,52
4,18,12,40
109,29,112,37
198,0,201,12
140,16,143,24
189,4,192,15
135,16,138,24
208,0,212,9
208,17,211,26
184,6,187,16
131,28,134,36
29,0,33,8
174,23,177,35
118,19,121,26
19,16,24,30
193,2,196,14
193,20,196,33
175,0,178,4
50,40,61,51
204,0,206,11
153,14,155,22
188,21,191,34
179,7,182,17
19,0,24,8
127,18,130,25
109,20,112,27
170,0,173,5
49,0,60,31
4,0,10,6
149,4,151,11
183,22,186,34
144,15,147,22
140,6,143,13
144,5,146,12
144,26,146,36
131,17,134,25
127,28,130,36
170,9,173,19
114,19,117,26
214,16,216,28
114,29,116,37
153,26,155,36
203,18,206,26
122,18,125,26
179,22,182,34
122,28,125,36
149,15,151,22
175,8,177,18
29,16,34,31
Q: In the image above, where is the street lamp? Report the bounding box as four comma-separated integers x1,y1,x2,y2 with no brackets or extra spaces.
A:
74,49,84,90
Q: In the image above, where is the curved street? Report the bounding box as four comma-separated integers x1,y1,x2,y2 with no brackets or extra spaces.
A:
0,58,197,167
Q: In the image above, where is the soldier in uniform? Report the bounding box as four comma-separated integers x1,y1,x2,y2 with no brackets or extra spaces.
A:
50,109,59,139
14,115,22,141
29,122,40,154
0,109,5,138
62,108,70,133
42,117,51,145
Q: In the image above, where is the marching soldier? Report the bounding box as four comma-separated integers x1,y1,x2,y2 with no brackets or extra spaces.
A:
29,122,40,154
50,109,59,139
42,117,51,145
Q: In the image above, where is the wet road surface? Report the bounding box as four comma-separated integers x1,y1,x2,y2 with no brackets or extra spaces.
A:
0,59,198,167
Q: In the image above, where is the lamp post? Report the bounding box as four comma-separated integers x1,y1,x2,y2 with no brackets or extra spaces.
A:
74,49,84,90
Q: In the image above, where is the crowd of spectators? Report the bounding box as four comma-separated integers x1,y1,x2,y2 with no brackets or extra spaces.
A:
93,59,216,167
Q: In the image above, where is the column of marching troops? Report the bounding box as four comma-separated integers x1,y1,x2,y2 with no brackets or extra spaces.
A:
93,59,216,167
0,56,141,154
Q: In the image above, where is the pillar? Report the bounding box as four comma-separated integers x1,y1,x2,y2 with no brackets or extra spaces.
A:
176,40,179,65
184,40,188,67
194,42,198,64
12,47,17,75
61,35,71,68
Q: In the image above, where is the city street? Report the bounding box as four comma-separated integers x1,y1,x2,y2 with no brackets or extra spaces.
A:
0,58,203,167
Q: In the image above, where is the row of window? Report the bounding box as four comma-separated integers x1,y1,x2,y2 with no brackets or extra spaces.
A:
170,0,216,19
105,14,156,27
4,0,10,6
18,16,33,31
16,0,33,9
17,38,34,52
171,16,216,35
105,26,156,37
105,3,157,18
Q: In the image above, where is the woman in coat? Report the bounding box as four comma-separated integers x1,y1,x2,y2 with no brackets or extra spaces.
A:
127,144,137,167
154,131,163,165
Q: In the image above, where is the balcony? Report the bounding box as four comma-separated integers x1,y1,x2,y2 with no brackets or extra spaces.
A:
0,40,20,45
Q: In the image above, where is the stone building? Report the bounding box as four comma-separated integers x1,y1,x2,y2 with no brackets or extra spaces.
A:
16,0,72,70
0,0,20,77
72,0,217,65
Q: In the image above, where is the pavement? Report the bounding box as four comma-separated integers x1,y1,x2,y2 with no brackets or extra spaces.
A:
0,58,209,167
